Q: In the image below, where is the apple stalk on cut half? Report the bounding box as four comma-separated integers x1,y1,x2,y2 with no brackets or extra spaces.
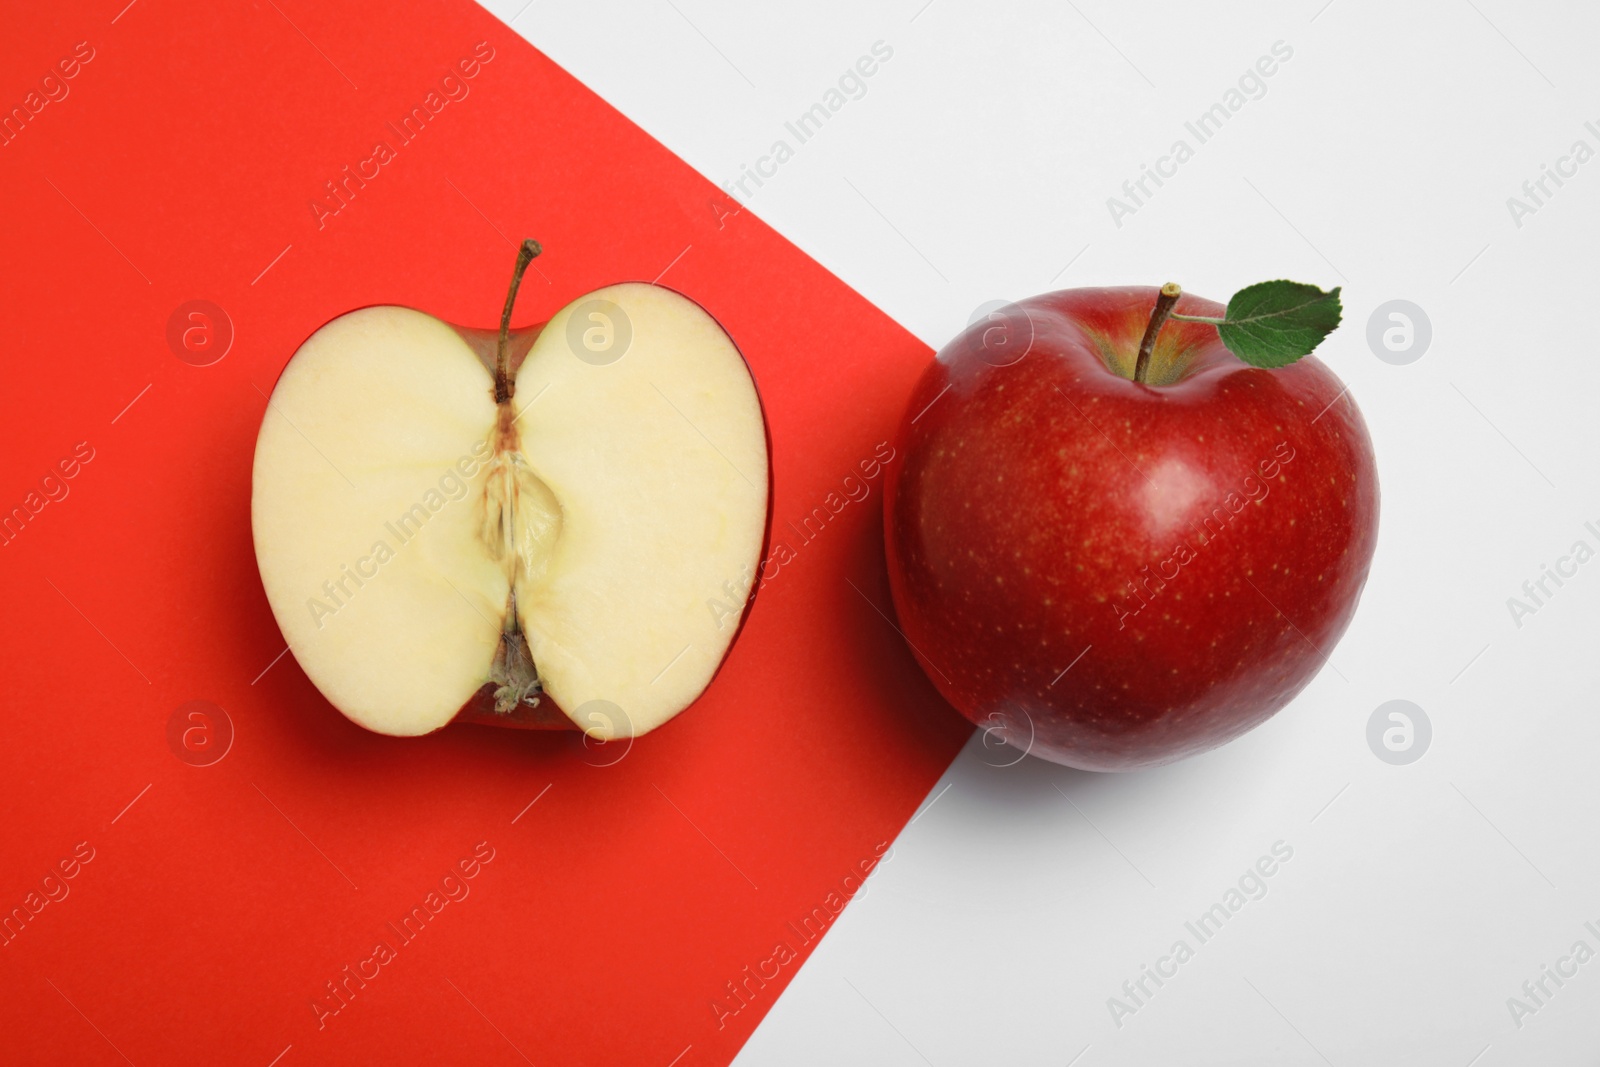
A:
252,241,770,739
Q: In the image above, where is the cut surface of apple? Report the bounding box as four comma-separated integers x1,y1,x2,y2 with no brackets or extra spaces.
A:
252,281,769,739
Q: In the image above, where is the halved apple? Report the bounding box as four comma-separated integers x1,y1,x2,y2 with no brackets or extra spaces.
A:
251,243,769,739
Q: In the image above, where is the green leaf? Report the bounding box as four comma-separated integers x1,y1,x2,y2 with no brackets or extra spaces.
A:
1215,280,1342,368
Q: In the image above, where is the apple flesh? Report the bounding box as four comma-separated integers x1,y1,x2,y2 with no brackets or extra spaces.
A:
252,282,769,739
884,286,1378,770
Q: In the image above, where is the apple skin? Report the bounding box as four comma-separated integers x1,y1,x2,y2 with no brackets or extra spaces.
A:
883,286,1379,771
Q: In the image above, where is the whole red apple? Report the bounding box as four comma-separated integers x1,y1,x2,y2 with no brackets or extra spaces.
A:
883,285,1378,770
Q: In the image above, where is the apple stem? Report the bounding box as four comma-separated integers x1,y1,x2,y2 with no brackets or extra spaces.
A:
1133,282,1182,385
495,239,543,404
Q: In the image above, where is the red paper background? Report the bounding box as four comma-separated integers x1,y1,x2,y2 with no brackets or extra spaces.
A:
0,2,970,1063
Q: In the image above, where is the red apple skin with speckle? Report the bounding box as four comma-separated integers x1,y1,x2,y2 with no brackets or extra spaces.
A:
883,286,1379,771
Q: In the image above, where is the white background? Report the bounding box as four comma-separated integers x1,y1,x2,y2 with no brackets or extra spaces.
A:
481,1,1600,1062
